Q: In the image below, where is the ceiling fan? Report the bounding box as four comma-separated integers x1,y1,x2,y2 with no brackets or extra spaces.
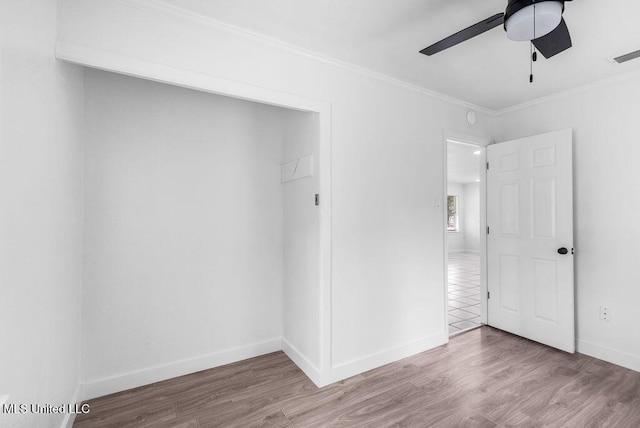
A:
420,0,573,59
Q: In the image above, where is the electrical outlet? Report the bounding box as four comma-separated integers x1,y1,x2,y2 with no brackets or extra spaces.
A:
600,306,610,321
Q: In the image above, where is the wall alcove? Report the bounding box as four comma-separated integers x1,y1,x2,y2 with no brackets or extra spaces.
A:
76,64,332,400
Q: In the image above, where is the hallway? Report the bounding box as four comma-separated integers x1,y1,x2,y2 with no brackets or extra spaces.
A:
448,251,481,335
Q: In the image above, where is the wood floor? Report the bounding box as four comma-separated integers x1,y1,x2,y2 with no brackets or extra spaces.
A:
74,327,640,427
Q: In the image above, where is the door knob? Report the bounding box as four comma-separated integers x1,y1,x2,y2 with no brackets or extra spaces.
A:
557,247,569,255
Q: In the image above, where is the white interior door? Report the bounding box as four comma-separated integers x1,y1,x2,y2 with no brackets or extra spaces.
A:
487,129,575,353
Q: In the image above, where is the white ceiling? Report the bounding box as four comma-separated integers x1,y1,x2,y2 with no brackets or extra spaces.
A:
447,141,482,184
164,0,640,111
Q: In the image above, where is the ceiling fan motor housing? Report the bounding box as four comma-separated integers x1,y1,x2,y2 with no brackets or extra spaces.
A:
504,0,566,41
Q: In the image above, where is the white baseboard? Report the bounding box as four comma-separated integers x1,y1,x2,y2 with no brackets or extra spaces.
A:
79,331,451,401
281,338,321,386
60,384,82,428
577,339,640,373
321,330,448,386
81,338,281,401
448,249,480,254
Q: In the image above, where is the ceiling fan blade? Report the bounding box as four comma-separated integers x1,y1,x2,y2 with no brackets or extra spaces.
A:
420,13,504,56
532,18,572,59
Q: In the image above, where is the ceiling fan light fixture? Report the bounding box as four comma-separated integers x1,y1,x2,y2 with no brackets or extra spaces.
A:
505,1,563,41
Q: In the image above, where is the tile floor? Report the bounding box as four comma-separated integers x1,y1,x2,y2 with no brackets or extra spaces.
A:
448,251,481,335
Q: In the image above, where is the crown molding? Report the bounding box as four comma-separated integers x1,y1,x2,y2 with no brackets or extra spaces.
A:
495,67,640,116
112,0,495,116
99,0,640,117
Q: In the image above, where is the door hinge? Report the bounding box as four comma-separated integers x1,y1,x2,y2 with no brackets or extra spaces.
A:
487,226,490,234
487,291,491,299
315,194,319,206
486,162,490,170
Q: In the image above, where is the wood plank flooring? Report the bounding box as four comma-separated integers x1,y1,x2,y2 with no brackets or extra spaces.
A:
74,327,640,427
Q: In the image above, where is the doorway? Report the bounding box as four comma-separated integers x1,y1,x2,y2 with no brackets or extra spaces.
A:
443,129,575,350
445,138,487,336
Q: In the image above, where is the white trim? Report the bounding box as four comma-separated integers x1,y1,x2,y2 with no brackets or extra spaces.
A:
478,146,488,326
445,132,492,148
60,385,82,428
55,42,328,113
81,338,281,401
318,104,333,376
444,132,490,329
281,338,321,386
108,0,493,116
322,332,448,386
495,68,640,115
103,0,640,115
577,339,640,373
442,132,450,339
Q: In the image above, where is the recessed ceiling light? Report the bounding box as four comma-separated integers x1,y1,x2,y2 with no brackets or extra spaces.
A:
475,179,481,182
473,150,481,155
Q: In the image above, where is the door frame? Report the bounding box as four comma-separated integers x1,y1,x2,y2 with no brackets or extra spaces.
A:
443,131,492,336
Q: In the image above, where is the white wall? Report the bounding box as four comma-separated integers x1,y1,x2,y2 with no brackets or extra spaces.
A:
463,182,480,252
447,181,480,253
58,0,493,387
82,69,285,396
282,110,321,374
493,74,640,372
447,182,465,251
4,1,636,421
0,1,84,427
